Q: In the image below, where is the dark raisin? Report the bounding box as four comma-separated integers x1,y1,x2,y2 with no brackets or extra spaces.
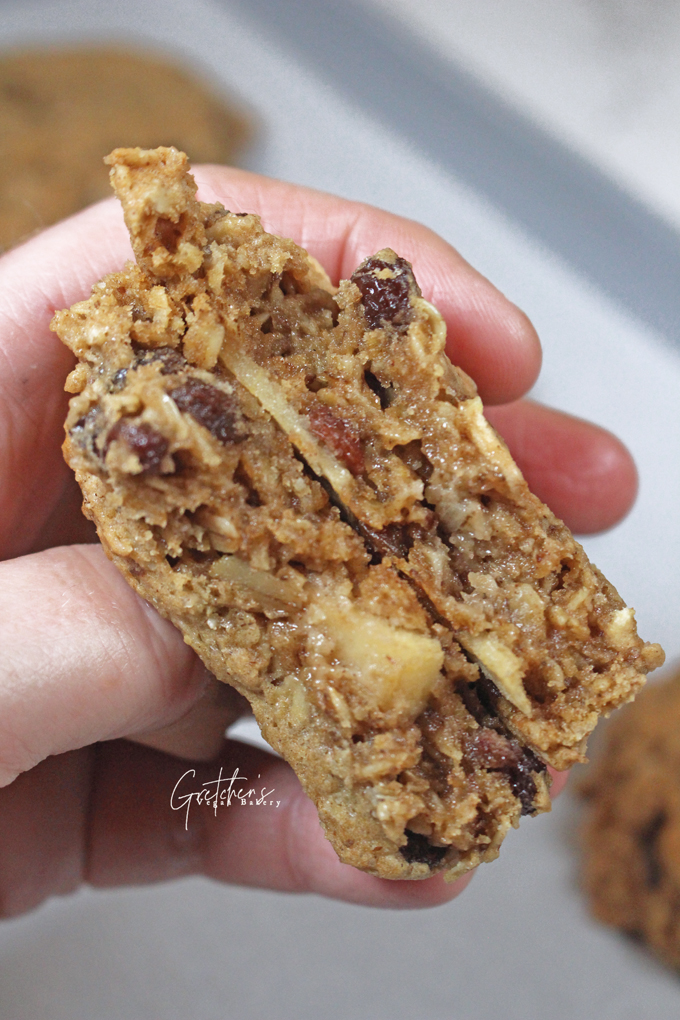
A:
456,678,546,815
351,253,420,331
106,420,169,474
71,406,103,438
456,676,508,729
357,521,414,561
400,831,448,867
70,406,105,457
110,367,128,392
134,346,185,375
473,674,503,716
307,404,364,476
170,379,241,445
638,812,666,889
504,748,544,815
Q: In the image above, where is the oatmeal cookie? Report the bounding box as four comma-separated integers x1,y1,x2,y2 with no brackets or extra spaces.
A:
0,47,249,252
582,666,680,968
52,147,663,879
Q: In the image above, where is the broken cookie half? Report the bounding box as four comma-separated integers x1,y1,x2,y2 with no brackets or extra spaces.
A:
52,147,664,880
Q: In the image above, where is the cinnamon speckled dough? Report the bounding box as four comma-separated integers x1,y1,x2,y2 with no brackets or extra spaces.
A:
582,666,680,968
0,48,249,251
52,147,663,880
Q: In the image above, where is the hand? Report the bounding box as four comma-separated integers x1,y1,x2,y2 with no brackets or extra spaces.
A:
0,168,636,917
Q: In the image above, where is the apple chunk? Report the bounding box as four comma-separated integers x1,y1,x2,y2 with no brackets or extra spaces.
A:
324,604,444,716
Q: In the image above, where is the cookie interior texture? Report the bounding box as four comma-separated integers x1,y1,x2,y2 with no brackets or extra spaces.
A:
581,667,680,969
52,147,664,880
0,48,250,252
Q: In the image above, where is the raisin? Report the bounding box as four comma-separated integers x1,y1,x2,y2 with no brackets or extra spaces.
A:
465,729,522,771
70,406,105,457
356,520,414,560
71,406,102,438
134,346,185,375
170,379,241,445
457,678,546,815
307,404,364,476
400,831,448,867
110,367,128,392
106,420,169,474
471,674,503,718
505,749,544,815
351,254,419,331
456,679,490,728
464,728,540,813
638,812,666,888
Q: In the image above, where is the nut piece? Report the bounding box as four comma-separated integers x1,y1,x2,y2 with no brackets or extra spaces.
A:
211,555,306,608
462,631,532,716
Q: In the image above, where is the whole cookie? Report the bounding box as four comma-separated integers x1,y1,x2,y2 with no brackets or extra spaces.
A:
0,47,250,251
582,667,680,968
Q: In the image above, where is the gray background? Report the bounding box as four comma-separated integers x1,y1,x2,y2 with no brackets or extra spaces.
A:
1,1,679,1016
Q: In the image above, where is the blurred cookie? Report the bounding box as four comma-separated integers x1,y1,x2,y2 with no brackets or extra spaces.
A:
0,47,250,251
582,666,680,967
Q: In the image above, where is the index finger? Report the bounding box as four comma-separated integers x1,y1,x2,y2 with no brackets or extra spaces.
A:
0,199,131,560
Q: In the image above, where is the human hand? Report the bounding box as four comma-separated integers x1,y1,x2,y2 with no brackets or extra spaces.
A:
0,168,637,917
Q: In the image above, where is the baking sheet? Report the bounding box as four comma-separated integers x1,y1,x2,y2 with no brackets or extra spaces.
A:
0,0,679,1017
